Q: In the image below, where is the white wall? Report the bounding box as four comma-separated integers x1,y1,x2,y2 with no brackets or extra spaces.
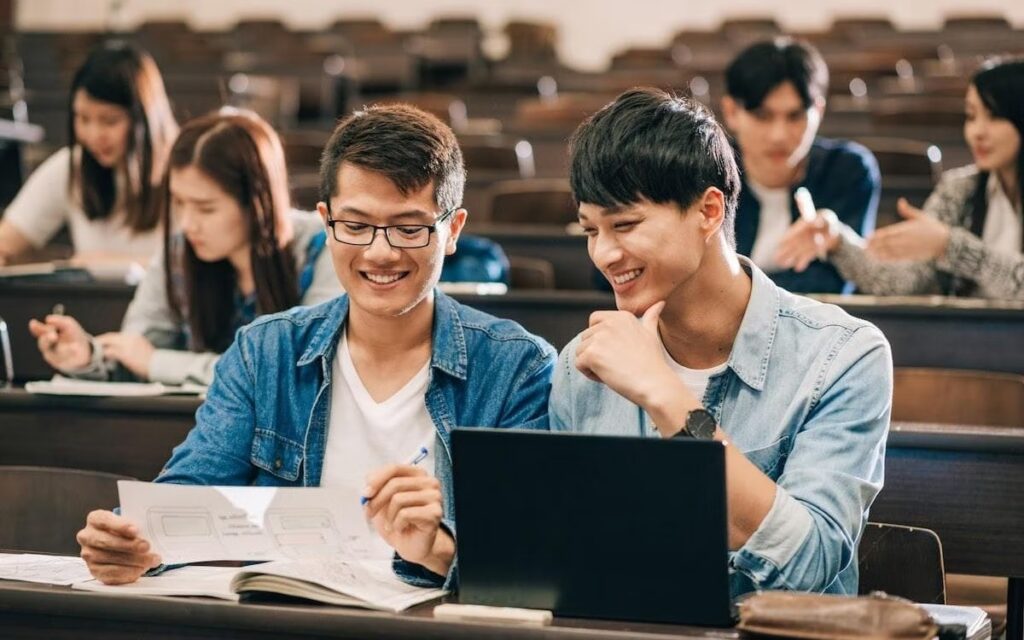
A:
16,0,1024,70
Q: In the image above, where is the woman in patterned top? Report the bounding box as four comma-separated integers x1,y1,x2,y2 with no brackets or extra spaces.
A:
776,57,1023,300
28,109,341,385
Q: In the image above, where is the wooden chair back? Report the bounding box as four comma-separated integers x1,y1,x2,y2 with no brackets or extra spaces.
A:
0,466,134,555
859,522,946,604
892,368,1024,428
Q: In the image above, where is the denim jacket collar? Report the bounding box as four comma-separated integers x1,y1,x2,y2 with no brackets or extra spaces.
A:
295,290,469,380
726,257,780,392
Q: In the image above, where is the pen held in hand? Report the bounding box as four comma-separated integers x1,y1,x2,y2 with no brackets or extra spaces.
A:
360,446,430,506
45,303,66,351
794,187,817,224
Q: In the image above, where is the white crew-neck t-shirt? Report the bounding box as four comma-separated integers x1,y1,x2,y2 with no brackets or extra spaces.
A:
319,330,436,559
747,179,793,274
659,339,728,405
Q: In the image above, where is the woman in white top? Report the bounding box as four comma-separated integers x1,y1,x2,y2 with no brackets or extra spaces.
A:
777,58,1024,300
28,109,341,385
0,41,177,265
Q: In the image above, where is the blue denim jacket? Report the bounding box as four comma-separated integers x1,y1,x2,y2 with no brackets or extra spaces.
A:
550,258,892,597
155,290,556,588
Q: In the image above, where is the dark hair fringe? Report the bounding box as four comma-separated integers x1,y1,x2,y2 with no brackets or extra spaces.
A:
569,87,740,248
318,103,465,213
724,37,829,111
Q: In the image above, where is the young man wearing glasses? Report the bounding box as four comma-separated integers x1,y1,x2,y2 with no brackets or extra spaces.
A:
77,104,556,588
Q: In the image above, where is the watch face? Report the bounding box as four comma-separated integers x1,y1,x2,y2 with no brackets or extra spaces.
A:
686,409,717,440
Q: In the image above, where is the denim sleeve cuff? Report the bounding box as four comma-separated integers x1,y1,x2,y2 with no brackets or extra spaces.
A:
732,485,813,587
390,518,458,591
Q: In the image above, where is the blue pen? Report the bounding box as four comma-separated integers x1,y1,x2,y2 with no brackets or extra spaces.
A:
360,446,429,506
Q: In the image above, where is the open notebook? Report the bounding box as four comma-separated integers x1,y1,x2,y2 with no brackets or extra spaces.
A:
73,560,445,612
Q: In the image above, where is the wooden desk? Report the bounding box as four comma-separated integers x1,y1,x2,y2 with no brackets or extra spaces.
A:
877,421,1024,640
813,295,1024,375
0,581,732,640
1,393,1021,635
0,389,199,481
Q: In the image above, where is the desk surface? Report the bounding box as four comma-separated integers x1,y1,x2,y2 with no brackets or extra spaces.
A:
0,581,734,640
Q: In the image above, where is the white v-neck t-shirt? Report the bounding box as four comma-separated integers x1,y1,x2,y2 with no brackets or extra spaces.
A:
320,331,437,557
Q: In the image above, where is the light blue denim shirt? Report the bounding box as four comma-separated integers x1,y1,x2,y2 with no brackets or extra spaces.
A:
155,290,556,588
549,258,892,597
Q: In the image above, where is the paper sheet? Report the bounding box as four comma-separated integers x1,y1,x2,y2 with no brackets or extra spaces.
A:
0,553,93,585
25,375,206,397
73,565,245,601
118,481,393,565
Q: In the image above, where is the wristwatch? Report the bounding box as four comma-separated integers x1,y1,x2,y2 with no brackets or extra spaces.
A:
673,408,717,440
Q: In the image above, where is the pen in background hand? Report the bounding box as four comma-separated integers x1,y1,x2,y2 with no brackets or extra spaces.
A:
794,187,817,224
46,303,65,351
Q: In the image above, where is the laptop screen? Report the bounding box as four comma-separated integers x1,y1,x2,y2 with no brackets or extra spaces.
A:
451,428,733,627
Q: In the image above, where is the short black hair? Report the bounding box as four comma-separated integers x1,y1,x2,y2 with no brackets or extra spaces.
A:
725,37,829,110
569,87,740,248
319,103,465,212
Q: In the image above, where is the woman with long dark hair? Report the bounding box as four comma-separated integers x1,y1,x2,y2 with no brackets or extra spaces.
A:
0,41,177,265
29,109,341,385
777,57,1024,299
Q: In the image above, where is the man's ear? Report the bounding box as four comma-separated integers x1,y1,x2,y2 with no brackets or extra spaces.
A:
699,188,726,241
316,202,330,226
721,96,740,131
444,208,469,255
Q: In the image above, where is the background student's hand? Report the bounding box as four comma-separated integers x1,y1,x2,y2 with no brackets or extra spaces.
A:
866,198,950,262
28,314,92,371
774,209,841,272
96,332,155,379
77,509,161,585
575,301,677,406
362,464,453,576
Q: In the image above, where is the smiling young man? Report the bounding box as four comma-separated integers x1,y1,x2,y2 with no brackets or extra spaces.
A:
722,38,880,293
76,104,556,587
550,88,892,597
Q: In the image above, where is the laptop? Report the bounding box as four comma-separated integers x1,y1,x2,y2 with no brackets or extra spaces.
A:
451,428,733,627
0,275,133,382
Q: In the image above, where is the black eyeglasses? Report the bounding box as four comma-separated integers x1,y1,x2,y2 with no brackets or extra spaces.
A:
325,207,457,249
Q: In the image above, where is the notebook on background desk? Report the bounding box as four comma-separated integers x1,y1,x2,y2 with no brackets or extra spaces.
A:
451,429,734,627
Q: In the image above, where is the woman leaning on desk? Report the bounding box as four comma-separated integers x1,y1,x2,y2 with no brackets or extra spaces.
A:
28,109,341,386
0,41,177,266
776,57,1024,300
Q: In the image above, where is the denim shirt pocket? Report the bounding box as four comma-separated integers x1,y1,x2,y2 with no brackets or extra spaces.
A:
251,428,304,483
741,435,792,479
